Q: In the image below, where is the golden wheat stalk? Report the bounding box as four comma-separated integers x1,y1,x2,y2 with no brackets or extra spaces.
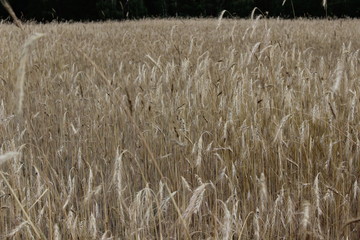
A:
17,33,45,116
323,0,327,8
0,172,46,239
0,0,23,30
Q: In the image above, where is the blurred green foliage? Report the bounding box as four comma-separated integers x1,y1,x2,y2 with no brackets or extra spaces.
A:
0,0,359,21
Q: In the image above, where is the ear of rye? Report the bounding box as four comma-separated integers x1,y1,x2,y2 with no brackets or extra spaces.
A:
0,152,19,167
0,0,23,30
17,33,45,115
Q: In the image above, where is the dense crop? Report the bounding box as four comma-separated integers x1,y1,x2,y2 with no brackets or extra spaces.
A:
0,18,360,239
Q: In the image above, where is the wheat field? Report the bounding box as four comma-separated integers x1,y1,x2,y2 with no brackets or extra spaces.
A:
0,18,360,239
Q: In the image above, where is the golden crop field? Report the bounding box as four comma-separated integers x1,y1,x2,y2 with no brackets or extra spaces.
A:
0,18,360,239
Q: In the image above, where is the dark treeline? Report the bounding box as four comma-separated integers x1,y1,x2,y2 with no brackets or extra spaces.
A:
0,0,359,21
